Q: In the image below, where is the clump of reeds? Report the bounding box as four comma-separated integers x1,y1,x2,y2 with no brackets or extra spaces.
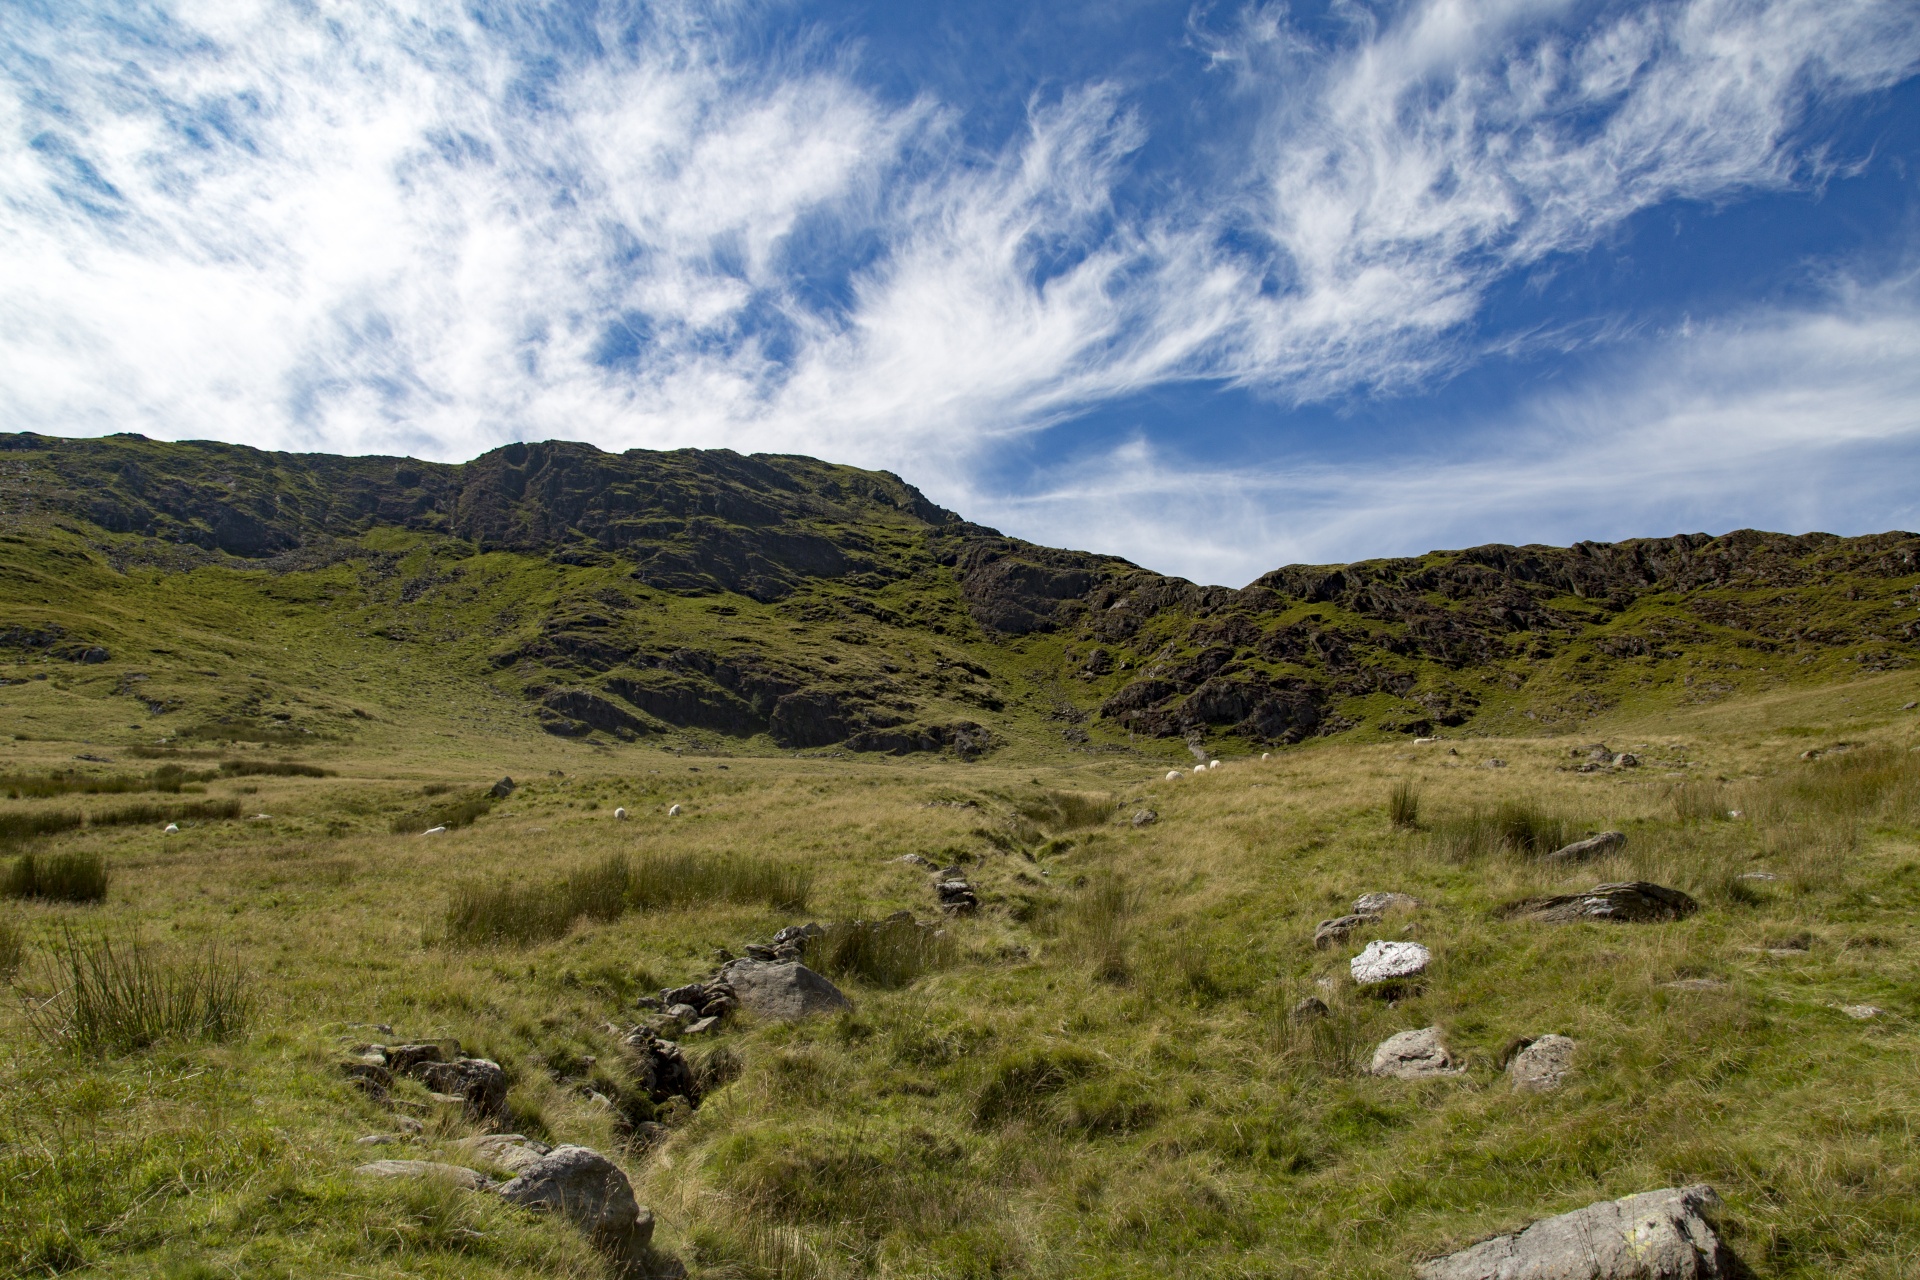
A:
2,853,108,903
1427,801,1569,861
1388,779,1420,829
27,931,251,1055
0,811,84,844
810,918,955,988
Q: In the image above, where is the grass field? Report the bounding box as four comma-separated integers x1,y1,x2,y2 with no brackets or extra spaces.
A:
0,662,1917,1279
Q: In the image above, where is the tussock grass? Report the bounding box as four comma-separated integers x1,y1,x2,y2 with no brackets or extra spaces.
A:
3,852,108,902
216,759,330,778
89,798,242,827
27,931,250,1055
1388,778,1421,828
0,915,22,977
0,810,84,843
971,1045,1102,1127
445,852,812,946
391,792,493,834
1068,867,1139,982
810,918,955,988
1014,788,1119,831
1428,800,1569,861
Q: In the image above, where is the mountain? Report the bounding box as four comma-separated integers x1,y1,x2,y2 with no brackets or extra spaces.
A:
2,431,1915,757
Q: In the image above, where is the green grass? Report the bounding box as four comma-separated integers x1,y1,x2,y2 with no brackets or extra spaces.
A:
26,931,251,1056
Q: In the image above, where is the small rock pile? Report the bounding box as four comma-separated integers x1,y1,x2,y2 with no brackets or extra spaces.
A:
1314,891,1420,950
1545,831,1627,863
340,1040,508,1118
1563,743,1640,773
1509,881,1697,924
934,867,980,914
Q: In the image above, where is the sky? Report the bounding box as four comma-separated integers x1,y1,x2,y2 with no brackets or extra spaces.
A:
3,0,1919,586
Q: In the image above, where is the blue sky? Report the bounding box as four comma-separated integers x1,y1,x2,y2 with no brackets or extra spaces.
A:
3,0,1918,585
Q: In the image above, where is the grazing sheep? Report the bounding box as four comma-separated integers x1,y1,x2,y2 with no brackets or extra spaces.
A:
614,807,628,820
423,825,447,836
1207,760,1221,770
1261,752,1271,761
668,804,683,816
1165,770,1182,781
164,823,179,834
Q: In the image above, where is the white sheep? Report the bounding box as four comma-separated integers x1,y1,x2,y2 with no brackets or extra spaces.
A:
163,823,179,834
1165,770,1182,781
1261,752,1271,761
614,807,629,820
668,803,683,816
1207,759,1220,770
423,825,447,836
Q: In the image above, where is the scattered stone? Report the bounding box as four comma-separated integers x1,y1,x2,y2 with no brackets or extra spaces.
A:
619,1027,699,1103
1314,914,1374,950
1613,752,1640,768
1414,1184,1736,1280
353,1159,493,1192
1902,702,1918,711
414,1058,508,1117
1131,809,1157,827
339,1059,393,1093
1352,891,1419,916
684,1016,720,1036
935,877,980,915
383,1042,454,1074
1289,996,1330,1022
1545,831,1627,863
395,1116,424,1134
1481,758,1507,769
495,1145,655,1260
1510,882,1698,925
490,776,517,798
1370,1027,1461,1079
1507,1035,1577,1092
454,1133,551,1174
1574,743,1613,762
893,853,937,868
1738,871,1777,881
1350,940,1432,986
1839,1004,1885,1020
720,959,852,1021
354,1133,399,1146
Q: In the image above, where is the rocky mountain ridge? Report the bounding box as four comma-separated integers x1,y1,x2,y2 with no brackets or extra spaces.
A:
2,431,1916,753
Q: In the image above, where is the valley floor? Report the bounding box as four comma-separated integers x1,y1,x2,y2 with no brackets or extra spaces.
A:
1,675,1918,1279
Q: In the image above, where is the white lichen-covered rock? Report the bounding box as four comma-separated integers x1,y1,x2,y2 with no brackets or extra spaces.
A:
1507,1035,1577,1092
720,959,852,1020
1350,939,1431,985
496,1144,654,1257
453,1133,551,1174
1352,891,1420,916
1414,1184,1737,1279
1369,1027,1462,1079
1546,831,1627,863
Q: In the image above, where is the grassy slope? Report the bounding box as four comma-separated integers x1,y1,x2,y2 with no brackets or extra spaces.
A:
1,642,1917,1277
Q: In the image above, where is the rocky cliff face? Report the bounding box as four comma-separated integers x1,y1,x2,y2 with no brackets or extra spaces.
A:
2,432,1915,752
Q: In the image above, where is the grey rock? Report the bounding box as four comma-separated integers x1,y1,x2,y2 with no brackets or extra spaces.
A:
1545,831,1628,863
339,1059,392,1091
1131,809,1158,828
496,1145,654,1258
454,1133,551,1174
1350,939,1431,985
354,1133,399,1146
1511,882,1698,924
384,1041,455,1074
490,776,517,798
1353,891,1419,916
1839,1004,1885,1020
1508,1035,1577,1092
1613,752,1640,768
415,1058,508,1117
684,1015,720,1036
1289,996,1330,1022
1314,913,1374,950
1414,1184,1735,1279
1481,758,1507,769
720,960,852,1021
354,1159,493,1192
1369,1027,1461,1079
893,853,937,868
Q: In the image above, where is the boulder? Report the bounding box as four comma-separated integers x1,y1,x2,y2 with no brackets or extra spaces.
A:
1350,940,1432,986
1414,1184,1736,1279
1132,809,1158,827
1546,831,1627,863
496,1145,654,1258
416,1058,509,1117
935,878,980,914
353,1159,493,1192
1511,882,1698,925
490,776,517,798
383,1042,454,1074
1507,1035,1577,1092
721,960,852,1021
1370,1027,1461,1079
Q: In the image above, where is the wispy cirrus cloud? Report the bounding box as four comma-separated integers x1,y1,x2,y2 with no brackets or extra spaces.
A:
1,0,1916,580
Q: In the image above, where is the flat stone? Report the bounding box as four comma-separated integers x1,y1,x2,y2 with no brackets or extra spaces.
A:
1839,1004,1885,1020
1545,831,1627,863
1131,809,1157,827
1350,939,1432,985
453,1133,551,1174
496,1145,654,1258
1352,891,1419,916
684,1015,720,1036
1507,1035,1577,1092
415,1058,509,1117
1370,1027,1461,1079
1314,913,1375,950
1415,1184,1736,1279
1511,882,1698,925
353,1159,492,1192
720,960,853,1020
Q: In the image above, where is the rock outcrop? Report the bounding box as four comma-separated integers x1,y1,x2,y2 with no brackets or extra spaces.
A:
496,1145,655,1261
720,960,852,1021
1507,1035,1577,1092
1510,882,1698,924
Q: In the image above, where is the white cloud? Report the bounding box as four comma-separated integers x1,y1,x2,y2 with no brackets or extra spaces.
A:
979,284,1920,586
0,0,1916,571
